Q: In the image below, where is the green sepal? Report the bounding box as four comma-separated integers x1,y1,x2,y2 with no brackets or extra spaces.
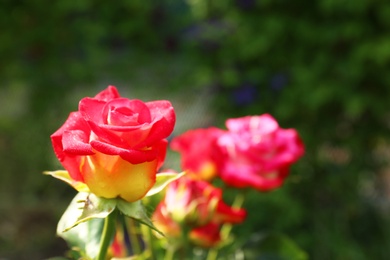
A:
58,191,164,255
45,170,184,198
146,171,185,197
44,170,90,192
61,192,117,232
68,193,116,232
57,192,105,259
117,199,164,236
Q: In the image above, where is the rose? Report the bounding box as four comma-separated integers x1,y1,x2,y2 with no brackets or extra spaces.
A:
163,176,246,226
151,203,181,238
215,114,304,191
170,127,225,181
152,208,224,248
153,175,246,227
152,205,222,248
51,86,175,202
152,175,246,248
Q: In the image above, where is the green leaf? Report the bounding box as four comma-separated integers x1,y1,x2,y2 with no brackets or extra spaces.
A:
44,170,90,192
244,233,308,260
116,199,163,236
57,192,105,259
145,171,185,197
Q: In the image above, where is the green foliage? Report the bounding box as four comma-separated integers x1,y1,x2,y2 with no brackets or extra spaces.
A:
1,0,390,259
57,192,162,259
244,233,308,260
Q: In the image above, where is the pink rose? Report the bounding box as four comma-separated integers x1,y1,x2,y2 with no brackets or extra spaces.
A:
215,114,304,191
51,86,175,202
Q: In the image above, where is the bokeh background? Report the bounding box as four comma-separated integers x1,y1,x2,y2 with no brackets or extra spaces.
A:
1,1,390,259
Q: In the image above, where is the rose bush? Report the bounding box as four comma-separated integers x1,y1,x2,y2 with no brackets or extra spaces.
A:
215,114,304,191
47,87,306,259
50,86,175,202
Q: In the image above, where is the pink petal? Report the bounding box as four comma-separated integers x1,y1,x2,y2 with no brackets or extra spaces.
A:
94,85,121,101
136,101,175,148
62,130,94,155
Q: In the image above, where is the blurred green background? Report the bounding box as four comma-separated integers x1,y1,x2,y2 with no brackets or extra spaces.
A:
1,0,390,259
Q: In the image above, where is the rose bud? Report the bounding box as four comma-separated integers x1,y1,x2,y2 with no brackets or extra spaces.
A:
51,86,175,202
152,206,223,248
158,176,246,227
151,203,181,238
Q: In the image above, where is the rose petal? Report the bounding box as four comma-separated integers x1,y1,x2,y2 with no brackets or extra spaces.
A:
80,98,128,147
50,111,92,182
190,222,221,248
215,201,247,224
136,101,175,148
103,98,152,125
219,162,288,191
81,153,158,202
152,203,181,237
151,139,168,170
226,114,279,135
94,85,121,101
81,97,155,148
171,127,225,180
79,98,107,125
90,139,157,164
62,130,94,155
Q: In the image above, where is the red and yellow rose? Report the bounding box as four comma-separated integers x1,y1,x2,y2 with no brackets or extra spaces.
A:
50,86,175,202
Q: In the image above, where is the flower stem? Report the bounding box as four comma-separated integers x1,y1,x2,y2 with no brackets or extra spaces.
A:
164,245,175,260
220,191,246,239
179,224,192,259
127,218,143,258
142,224,156,260
206,248,218,260
206,192,246,260
97,209,118,260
